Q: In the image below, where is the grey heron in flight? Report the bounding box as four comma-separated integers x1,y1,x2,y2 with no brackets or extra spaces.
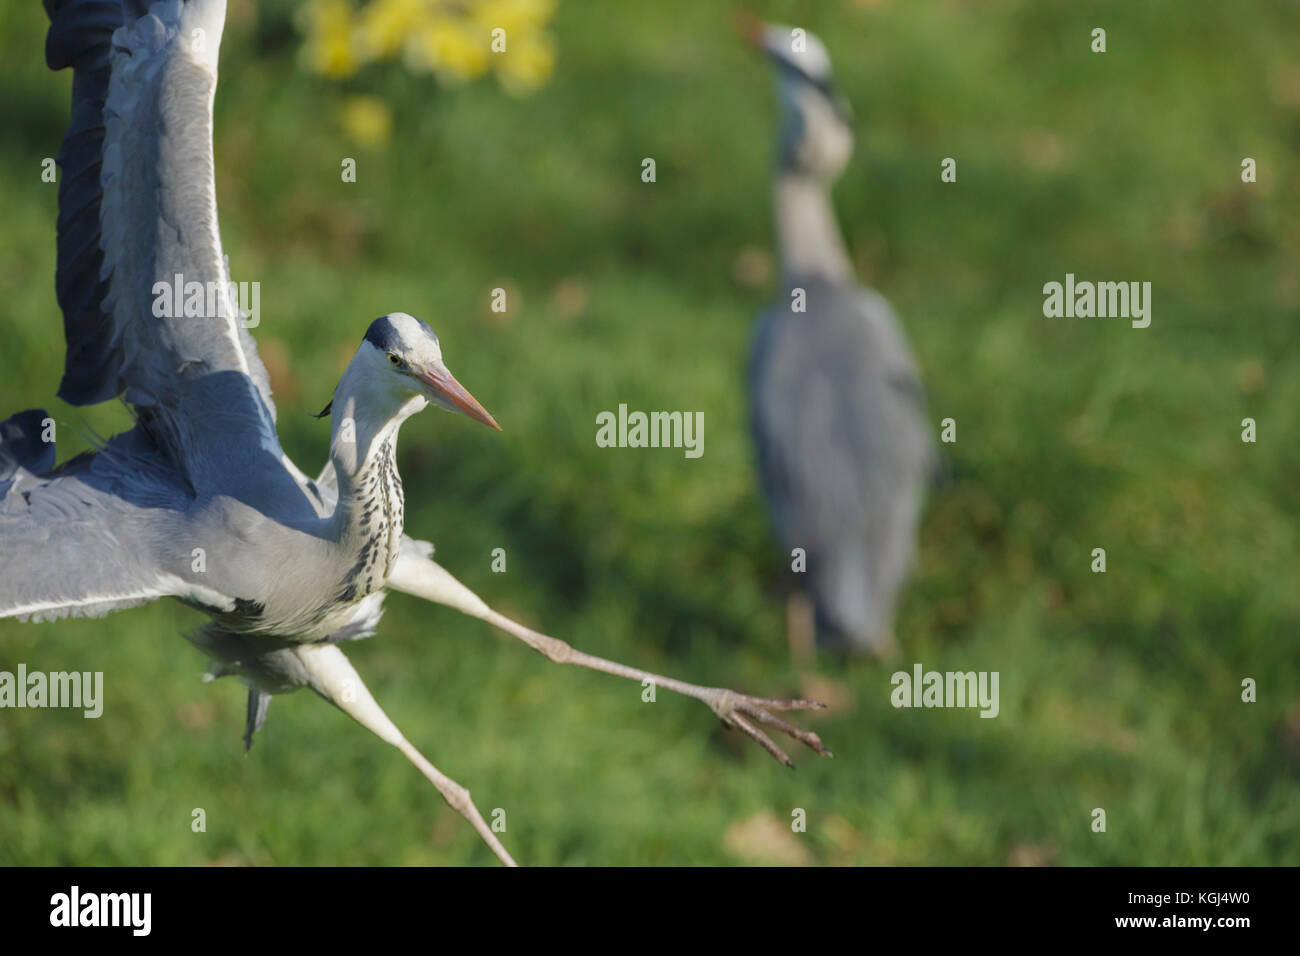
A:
1,0,830,866
744,22,934,657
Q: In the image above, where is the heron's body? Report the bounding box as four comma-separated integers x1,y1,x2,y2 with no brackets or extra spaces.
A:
746,24,933,654
5,0,513,823
0,364,408,645
751,277,931,651
1,0,831,866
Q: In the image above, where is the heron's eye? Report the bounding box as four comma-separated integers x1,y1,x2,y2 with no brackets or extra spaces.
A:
387,353,403,368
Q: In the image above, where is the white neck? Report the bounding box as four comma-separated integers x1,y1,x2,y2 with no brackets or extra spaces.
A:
774,170,853,283
325,361,425,584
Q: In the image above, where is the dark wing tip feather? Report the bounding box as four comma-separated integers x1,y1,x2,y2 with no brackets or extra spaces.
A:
45,0,128,407
0,410,57,483
45,0,123,70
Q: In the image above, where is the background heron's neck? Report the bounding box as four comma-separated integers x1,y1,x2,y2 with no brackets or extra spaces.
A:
774,171,853,284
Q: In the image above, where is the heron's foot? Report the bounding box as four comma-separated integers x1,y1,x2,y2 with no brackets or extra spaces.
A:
703,688,832,768
441,592,833,771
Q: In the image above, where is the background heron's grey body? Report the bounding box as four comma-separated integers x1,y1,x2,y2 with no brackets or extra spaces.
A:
751,278,932,651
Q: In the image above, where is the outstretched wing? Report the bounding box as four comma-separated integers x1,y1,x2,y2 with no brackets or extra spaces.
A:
45,0,279,491
0,410,201,622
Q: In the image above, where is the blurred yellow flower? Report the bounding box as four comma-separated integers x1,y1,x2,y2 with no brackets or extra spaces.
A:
299,0,360,80
357,0,423,60
408,19,490,82
472,0,558,34
495,30,555,95
339,94,394,146
298,0,557,96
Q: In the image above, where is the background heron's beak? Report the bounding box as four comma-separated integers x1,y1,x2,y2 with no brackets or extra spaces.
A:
418,363,501,430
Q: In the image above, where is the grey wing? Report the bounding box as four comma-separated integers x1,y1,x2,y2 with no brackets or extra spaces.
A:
750,282,932,644
0,418,201,622
46,0,279,491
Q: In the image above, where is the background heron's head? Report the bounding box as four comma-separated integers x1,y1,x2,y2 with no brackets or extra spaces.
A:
325,312,500,431
745,21,854,181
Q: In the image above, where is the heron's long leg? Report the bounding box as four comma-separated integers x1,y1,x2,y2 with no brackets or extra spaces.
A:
292,643,517,866
477,606,831,766
386,550,832,767
786,592,816,668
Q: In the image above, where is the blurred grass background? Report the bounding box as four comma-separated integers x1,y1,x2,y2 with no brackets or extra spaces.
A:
0,0,1298,865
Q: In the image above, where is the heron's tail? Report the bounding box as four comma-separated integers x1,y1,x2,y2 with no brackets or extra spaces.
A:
0,410,57,500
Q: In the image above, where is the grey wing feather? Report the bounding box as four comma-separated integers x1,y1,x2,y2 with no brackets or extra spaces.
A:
0,414,198,622
750,278,932,648
45,0,121,405
44,0,279,491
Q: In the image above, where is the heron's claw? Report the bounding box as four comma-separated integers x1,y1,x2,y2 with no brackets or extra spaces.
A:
706,689,832,768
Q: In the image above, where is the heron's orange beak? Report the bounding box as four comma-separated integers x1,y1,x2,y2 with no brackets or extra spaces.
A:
418,363,501,431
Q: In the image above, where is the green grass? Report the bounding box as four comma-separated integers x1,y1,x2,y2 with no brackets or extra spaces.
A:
0,0,1297,865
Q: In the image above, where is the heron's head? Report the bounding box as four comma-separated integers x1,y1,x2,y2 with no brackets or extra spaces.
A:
322,312,500,431
743,20,854,181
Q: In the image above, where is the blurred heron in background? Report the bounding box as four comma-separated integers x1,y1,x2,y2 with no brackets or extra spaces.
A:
0,0,831,867
744,21,934,658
